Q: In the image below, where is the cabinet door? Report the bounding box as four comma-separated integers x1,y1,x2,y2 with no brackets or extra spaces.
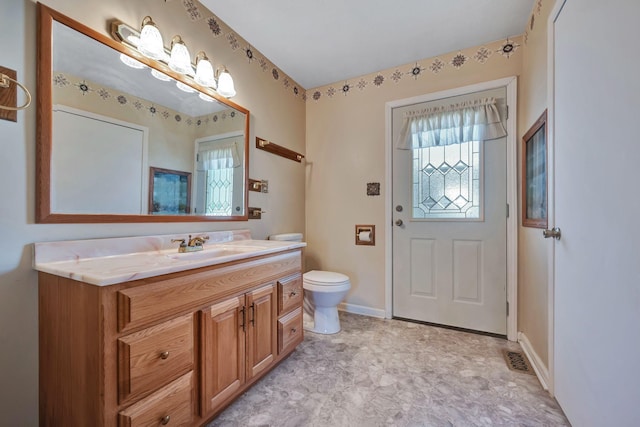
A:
246,284,277,379
200,295,246,414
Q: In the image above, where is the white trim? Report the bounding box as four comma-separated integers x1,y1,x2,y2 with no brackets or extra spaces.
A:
384,76,519,340
545,0,567,397
518,332,550,391
338,302,386,319
384,103,394,319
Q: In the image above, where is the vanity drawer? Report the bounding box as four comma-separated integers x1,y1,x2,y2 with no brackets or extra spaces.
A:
278,273,303,315
118,251,301,331
278,307,303,355
118,371,194,427
118,313,194,404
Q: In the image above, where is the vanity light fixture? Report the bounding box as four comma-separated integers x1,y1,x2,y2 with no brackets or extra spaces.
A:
111,18,237,98
194,51,216,89
168,35,193,75
137,16,164,60
216,66,236,98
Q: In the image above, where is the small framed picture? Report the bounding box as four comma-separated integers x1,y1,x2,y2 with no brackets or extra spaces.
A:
522,110,547,228
149,167,191,214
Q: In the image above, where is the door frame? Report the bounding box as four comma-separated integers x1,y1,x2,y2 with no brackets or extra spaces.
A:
384,76,519,341
545,0,567,396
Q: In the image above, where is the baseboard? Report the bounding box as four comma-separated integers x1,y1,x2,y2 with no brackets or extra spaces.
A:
338,302,386,319
518,331,550,390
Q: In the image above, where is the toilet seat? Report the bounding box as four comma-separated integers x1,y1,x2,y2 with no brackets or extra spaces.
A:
303,270,350,286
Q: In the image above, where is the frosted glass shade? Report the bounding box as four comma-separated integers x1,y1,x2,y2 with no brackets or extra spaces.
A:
176,81,196,93
217,68,236,98
168,36,192,75
150,68,172,82
195,54,217,88
137,17,165,60
119,54,146,69
198,92,215,102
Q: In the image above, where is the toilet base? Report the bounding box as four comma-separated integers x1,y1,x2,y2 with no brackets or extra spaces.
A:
303,305,341,334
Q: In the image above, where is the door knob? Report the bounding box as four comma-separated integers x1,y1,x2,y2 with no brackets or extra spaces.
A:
395,219,403,226
543,227,561,240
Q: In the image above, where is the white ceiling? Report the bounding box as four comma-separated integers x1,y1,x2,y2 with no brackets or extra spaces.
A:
200,0,534,89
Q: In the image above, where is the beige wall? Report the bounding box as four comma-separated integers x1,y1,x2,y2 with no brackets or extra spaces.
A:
0,0,305,423
517,0,555,369
305,38,522,313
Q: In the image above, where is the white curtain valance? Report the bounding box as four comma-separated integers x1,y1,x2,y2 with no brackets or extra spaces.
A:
199,142,241,170
395,97,507,149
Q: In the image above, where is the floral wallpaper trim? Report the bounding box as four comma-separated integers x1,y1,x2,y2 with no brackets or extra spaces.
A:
524,0,546,44
175,1,305,101
53,72,242,128
306,36,522,103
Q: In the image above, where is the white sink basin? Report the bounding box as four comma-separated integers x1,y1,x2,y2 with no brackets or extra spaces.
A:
165,245,262,261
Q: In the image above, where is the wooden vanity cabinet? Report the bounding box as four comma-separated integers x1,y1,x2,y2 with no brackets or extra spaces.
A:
200,283,277,415
38,249,302,427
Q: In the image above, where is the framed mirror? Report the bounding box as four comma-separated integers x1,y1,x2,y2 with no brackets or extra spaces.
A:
36,4,249,223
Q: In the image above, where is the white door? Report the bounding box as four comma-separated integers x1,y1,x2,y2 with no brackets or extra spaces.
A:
551,1,640,425
392,87,508,335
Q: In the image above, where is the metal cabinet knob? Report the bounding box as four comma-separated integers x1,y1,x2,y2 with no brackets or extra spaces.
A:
161,415,171,425
160,351,170,360
543,227,561,240
395,219,403,226
290,291,297,296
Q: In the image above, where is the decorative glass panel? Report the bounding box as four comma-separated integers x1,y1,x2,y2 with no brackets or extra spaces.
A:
205,167,233,216
412,141,482,219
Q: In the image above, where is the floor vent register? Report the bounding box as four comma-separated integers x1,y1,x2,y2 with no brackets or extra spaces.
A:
502,350,536,375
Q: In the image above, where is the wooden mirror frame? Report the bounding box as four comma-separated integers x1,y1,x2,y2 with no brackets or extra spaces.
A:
36,4,250,223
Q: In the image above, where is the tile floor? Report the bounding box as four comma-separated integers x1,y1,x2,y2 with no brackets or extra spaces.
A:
208,312,569,426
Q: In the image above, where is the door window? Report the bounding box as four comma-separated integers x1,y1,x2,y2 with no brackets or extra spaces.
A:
412,140,482,219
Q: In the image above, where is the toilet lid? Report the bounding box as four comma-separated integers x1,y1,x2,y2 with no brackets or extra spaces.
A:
303,270,350,286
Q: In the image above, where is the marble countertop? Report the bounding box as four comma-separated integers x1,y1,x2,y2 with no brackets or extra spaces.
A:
33,229,305,286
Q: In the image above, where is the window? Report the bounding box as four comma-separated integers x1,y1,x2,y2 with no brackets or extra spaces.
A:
412,140,482,219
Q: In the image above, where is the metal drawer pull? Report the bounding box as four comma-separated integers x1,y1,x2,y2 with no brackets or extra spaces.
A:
161,415,171,425
289,291,297,296
159,351,170,360
291,328,297,333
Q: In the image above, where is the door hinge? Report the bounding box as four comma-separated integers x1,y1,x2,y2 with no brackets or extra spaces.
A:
506,203,510,218
506,105,509,120
506,301,510,316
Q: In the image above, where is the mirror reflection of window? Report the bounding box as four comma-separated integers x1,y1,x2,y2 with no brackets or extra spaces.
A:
194,135,243,216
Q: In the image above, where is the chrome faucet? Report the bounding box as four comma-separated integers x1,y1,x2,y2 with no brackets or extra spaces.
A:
171,234,209,253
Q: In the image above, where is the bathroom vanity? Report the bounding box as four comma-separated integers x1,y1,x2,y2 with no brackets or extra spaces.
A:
34,230,305,426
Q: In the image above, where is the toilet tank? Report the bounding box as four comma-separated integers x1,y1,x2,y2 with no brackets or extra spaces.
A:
268,233,303,242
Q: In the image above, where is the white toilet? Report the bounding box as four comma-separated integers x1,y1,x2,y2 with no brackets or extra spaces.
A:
269,233,351,334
